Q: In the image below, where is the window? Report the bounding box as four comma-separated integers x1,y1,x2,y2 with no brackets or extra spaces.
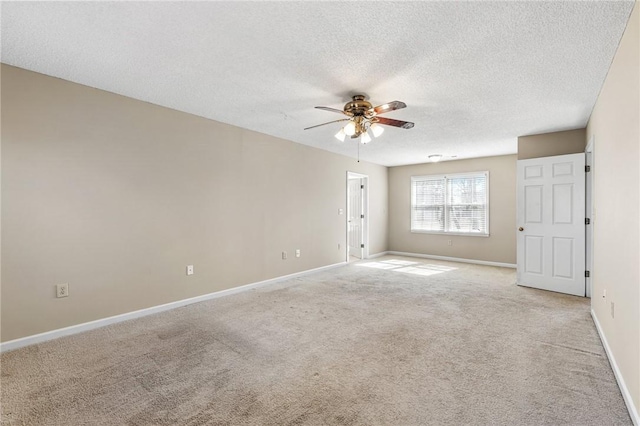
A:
411,172,489,235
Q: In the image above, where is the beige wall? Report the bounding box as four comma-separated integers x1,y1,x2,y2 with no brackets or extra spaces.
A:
587,2,639,415
388,155,517,265
518,128,586,160
0,65,389,342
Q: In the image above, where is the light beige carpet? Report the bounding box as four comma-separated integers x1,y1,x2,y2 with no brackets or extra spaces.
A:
1,256,632,425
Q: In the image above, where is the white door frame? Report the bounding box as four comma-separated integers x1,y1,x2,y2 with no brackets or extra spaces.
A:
346,171,369,262
585,136,595,298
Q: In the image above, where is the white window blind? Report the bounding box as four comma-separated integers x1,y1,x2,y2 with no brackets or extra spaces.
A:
411,172,489,235
411,177,445,232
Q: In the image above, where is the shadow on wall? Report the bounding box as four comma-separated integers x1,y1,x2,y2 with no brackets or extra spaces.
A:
356,259,458,277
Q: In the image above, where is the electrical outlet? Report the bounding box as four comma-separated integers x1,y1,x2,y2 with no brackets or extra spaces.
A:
282,251,287,260
611,302,615,318
295,249,301,258
447,240,452,246
56,283,69,298
186,265,194,276
338,243,341,250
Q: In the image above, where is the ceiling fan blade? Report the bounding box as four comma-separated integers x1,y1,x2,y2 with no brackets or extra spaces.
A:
315,106,351,116
372,101,407,115
376,116,415,129
304,118,350,130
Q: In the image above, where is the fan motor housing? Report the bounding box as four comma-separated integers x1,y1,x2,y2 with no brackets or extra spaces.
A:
344,95,373,117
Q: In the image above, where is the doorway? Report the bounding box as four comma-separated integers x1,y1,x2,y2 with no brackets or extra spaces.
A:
346,172,368,262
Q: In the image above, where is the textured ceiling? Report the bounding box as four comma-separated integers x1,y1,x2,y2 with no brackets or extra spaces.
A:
1,1,634,166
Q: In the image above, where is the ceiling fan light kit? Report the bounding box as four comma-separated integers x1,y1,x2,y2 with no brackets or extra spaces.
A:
429,154,443,163
305,94,414,146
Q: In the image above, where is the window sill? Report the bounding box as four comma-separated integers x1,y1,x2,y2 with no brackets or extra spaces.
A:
410,230,490,237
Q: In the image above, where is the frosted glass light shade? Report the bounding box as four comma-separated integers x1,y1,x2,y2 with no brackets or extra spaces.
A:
361,132,372,144
370,123,384,137
334,128,346,142
343,121,356,136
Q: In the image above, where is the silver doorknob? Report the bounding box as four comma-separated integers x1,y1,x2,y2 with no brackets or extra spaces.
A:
519,227,524,232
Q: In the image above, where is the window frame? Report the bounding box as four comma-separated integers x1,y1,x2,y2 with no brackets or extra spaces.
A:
410,171,490,237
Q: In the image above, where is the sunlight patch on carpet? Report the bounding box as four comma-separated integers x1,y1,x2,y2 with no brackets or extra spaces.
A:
357,259,457,276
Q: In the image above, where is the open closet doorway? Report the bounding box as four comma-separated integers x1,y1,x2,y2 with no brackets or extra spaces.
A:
346,172,369,263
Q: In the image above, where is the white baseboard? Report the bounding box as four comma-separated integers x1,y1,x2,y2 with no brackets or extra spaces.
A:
386,251,517,269
366,251,389,259
0,261,346,353
591,309,639,425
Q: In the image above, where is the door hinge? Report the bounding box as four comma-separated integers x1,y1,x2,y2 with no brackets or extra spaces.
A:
361,244,365,248
585,271,590,278
360,184,364,189
585,165,591,172
585,218,591,225
361,214,364,219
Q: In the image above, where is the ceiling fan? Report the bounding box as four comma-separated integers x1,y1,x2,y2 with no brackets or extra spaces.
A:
304,95,414,144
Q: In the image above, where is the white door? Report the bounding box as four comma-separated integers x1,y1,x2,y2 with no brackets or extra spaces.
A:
348,178,363,259
516,153,586,296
